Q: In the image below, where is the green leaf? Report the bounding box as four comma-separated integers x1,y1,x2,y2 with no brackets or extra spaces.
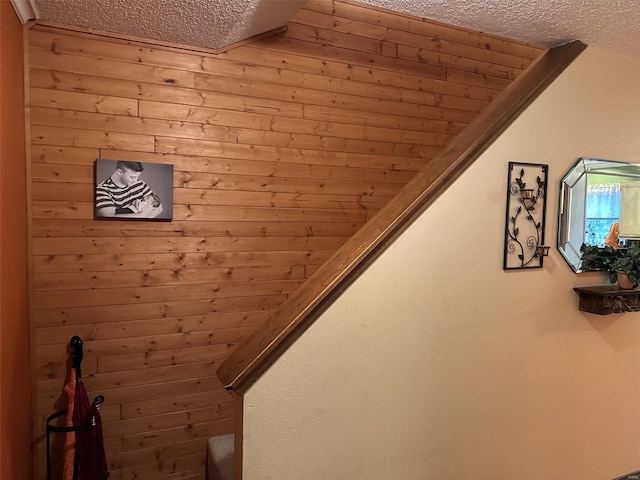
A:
579,243,640,286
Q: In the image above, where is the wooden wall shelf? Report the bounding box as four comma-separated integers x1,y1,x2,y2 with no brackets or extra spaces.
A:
573,286,640,315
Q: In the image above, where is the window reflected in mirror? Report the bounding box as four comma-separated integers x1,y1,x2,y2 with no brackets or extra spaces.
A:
585,183,619,247
557,157,640,272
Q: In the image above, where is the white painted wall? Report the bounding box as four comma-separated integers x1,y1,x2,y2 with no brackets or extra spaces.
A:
243,47,640,480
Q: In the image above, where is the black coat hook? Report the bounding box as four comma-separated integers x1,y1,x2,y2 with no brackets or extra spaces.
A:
70,336,83,379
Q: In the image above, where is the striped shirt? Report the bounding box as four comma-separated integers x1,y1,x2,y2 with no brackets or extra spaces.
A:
96,178,153,212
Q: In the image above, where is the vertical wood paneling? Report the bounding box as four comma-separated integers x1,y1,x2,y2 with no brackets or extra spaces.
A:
28,1,542,478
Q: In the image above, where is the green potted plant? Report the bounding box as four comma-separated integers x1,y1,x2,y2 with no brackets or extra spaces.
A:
580,243,640,288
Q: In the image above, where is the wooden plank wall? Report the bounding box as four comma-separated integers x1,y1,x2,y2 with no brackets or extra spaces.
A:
28,1,543,478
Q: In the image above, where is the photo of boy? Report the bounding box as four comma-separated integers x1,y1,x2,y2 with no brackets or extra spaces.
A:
95,160,173,220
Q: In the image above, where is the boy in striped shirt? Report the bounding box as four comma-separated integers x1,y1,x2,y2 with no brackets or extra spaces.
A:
96,161,163,218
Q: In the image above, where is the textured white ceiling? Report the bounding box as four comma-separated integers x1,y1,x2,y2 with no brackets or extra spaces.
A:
32,0,640,57
360,0,640,58
33,0,307,51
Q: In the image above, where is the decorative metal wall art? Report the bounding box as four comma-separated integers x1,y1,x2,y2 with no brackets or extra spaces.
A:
503,162,549,269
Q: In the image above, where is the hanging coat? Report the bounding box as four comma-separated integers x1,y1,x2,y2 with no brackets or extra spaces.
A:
62,367,77,480
66,336,109,480
72,376,109,480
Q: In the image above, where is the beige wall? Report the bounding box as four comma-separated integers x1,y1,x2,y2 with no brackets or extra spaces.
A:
243,47,640,480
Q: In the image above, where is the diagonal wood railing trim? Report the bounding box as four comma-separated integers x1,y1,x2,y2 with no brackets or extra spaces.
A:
217,40,587,393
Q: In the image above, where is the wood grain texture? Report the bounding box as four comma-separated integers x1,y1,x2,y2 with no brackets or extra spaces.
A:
28,1,544,478
216,40,587,394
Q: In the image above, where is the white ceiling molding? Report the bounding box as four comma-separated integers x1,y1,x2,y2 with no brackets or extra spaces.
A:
10,0,39,24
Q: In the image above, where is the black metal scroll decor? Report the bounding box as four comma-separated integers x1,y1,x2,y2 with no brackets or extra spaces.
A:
503,162,549,270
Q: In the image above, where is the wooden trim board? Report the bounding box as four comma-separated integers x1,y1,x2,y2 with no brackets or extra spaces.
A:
216,40,588,394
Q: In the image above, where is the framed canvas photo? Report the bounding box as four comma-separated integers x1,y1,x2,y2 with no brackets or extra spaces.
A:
94,159,173,221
